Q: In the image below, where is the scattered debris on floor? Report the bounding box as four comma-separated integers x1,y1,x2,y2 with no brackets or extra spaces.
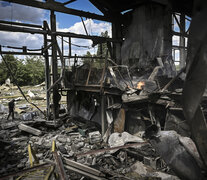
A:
0,64,207,180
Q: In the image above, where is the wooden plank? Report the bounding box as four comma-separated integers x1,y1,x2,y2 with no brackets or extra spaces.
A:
0,23,120,42
2,0,113,22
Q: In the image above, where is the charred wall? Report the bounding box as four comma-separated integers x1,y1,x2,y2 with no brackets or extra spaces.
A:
121,3,172,71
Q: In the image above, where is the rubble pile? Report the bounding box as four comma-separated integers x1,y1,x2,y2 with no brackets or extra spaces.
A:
0,110,184,180
0,61,207,179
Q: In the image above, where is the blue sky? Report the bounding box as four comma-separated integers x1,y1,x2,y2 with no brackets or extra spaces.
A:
0,0,191,63
55,0,103,29
0,0,111,56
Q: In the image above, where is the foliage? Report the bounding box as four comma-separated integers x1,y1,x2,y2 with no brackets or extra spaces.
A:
0,54,18,85
82,31,109,69
0,55,45,86
82,51,93,65
96,31,109,57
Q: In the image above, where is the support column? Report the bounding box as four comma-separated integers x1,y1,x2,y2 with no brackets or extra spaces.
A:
50,10,59,119
112,18,122,64
101,95,106,136
163,3,172,57
180,13,186,68
43,21,50,119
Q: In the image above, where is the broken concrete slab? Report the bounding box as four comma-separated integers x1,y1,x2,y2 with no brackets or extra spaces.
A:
128,161,179,180
88,131,101,144
147,130,204,180
1,122,17,130
0,104,7,114
18,124,42,136
108,132,145,147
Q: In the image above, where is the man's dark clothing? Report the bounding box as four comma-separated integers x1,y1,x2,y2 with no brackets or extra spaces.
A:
7,100,15,120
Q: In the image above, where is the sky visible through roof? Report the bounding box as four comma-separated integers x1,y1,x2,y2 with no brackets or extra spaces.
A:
0,0,111,58
0,0,191,64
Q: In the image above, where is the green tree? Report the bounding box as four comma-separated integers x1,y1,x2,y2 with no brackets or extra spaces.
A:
24,56,45,85
81,31,109,69
0,55,45,86
15,59,30,86
0,54,18,85
97,31,109,57
82,51,93,65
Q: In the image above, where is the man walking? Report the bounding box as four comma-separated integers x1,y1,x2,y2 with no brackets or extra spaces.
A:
7,99,15,120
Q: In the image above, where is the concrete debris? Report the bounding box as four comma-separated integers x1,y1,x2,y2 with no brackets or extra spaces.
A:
18,124,42,136
0,64,207,179
89,131,102,144
108,132,145,147
1,122,17,130
129,161,179,180
0,104,6,114
27,90,35,98
21,112,37,121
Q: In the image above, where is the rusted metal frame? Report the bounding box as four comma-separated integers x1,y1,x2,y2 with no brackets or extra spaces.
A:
0,23,120,43
63,158,105,177
77,142,148,157
50,10,59,120
69,37,71,57
161,67,185,92
100,50,108,135
179,13,186,68
106,41,113,59
61,36,64,57
53,150,68,180
172,31,188,37
101,94,106,136
63,0,77,6
2,0,113,22
70,55,105,59
67,85,122,95
48,55,105,59
73,54,78,85
173,13,182,33
100,50,108,91
0,44,43,55
43,20,51,119
112,20,122,64
0,23,46,34
108,66,120,89
148,105,156,125
0,51,42,55
80,16,89,36
0,163,51,180
86,58,93,86
172,45,187,49
47,41,65,93
65,165,105,180
0,20,42,28
110,65,133,88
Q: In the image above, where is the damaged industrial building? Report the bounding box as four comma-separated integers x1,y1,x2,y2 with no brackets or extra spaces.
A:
0,0,207,179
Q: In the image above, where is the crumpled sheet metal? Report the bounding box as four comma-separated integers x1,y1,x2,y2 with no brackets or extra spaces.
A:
108,132,144,148
149,131,203,180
